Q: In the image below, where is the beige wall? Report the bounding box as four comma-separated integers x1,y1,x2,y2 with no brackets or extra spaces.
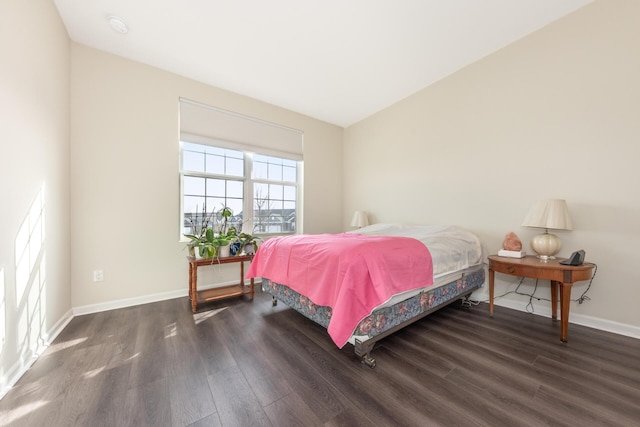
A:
0,0,71,393
344,0,640,331
70,44,343,308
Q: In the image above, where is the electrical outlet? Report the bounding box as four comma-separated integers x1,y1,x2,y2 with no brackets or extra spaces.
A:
93,270,104,282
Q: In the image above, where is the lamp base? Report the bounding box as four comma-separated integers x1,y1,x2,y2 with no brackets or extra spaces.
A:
530,231,562,261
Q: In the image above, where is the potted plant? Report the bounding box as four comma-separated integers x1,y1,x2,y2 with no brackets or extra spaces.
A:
185,228,217,259
226,225,242,256
199,205,261,256
184,205,217,258
218,206,233,236
237,232,262,255
213,234,232,257
212,207,236,257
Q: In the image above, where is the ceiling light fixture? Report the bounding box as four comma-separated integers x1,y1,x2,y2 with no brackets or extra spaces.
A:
107,16,129,34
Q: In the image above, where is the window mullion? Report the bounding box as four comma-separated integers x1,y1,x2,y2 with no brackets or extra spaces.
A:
244,153,254,234
183,171,235,181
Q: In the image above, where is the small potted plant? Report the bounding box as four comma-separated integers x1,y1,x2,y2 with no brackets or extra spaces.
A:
184,205,216,258
237,232,262,255
213,206,235,257
226,225,242,256
218,206,233,235
185,228,217,259
213,234,232,257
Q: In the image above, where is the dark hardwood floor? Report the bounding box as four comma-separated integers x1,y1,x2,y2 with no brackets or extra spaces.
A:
1,288,639,426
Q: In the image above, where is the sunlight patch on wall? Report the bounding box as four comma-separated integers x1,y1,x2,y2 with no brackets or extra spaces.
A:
15,188,44,303
28,255,46,354
1,267,5,354
13,185,48,361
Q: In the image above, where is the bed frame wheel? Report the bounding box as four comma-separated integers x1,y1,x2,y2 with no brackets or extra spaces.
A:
361,354,376,368
272,296,278,307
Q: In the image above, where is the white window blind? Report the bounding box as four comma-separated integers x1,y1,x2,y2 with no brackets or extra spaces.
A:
179,98,303,160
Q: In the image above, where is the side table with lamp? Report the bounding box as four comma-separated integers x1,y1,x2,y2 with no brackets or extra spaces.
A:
489,199,596,342
521,198,573,260
488,255,595,342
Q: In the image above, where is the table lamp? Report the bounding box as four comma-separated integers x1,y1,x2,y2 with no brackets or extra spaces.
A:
351,211,369,228
522,199,573,261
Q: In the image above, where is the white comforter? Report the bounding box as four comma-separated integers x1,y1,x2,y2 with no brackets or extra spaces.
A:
350,224,483,279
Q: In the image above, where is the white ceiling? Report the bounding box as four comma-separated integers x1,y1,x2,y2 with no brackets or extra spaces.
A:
54,0,592,127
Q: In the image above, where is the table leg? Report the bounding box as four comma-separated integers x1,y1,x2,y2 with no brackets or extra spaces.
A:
188,262,193,301
550,280,559,320
250,277,255,301
190,262,198,313
559,282,573,342
489,268,495,317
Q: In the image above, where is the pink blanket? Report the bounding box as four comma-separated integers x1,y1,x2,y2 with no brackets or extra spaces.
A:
245,233,433,348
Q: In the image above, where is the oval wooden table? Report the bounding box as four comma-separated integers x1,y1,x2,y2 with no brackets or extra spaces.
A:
488,255,595,342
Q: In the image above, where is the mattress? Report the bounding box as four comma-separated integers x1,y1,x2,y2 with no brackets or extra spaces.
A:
349,223,484,308
349,224,483,279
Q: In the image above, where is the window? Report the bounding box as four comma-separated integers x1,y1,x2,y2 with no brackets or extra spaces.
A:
252,154,298,234
180,141,299,237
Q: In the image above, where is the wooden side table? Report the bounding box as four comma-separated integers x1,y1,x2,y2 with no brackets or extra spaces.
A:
488,255,595,342
188,254,254,312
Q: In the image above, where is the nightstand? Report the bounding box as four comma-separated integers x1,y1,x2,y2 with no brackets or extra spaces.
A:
488,255,595,342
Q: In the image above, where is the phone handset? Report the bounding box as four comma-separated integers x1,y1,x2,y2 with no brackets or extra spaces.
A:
560,250,585,266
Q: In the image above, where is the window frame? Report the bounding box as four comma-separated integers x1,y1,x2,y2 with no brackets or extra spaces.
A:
179,137,302,241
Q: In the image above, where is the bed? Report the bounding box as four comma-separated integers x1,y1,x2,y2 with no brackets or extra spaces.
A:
246,224,486,367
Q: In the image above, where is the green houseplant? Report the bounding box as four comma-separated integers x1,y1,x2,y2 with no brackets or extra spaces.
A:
185,206,244,258
236,232,262,255
185,228,214,258
214,206,235,257
184,205,218,258
218,206,233,236
186,230,236,259
186,205,262,258
212,234,232,257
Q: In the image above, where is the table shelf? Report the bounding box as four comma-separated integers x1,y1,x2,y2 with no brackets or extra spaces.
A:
196,284,251,303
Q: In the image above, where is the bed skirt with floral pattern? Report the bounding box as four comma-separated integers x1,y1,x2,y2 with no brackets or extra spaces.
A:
261,267,485,343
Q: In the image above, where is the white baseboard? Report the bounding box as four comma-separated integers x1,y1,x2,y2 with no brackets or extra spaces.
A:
0,308,73,400
44,308,74,344
72,279,261,316
0,354,38,400
494,298,640,340
73,288,187,316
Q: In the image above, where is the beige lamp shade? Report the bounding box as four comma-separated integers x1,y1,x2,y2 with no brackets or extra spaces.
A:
522,199,573,231
350,211,369,228
522,199,572,260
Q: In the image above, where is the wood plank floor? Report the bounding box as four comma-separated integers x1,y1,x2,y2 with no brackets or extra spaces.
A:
1,288,639,426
